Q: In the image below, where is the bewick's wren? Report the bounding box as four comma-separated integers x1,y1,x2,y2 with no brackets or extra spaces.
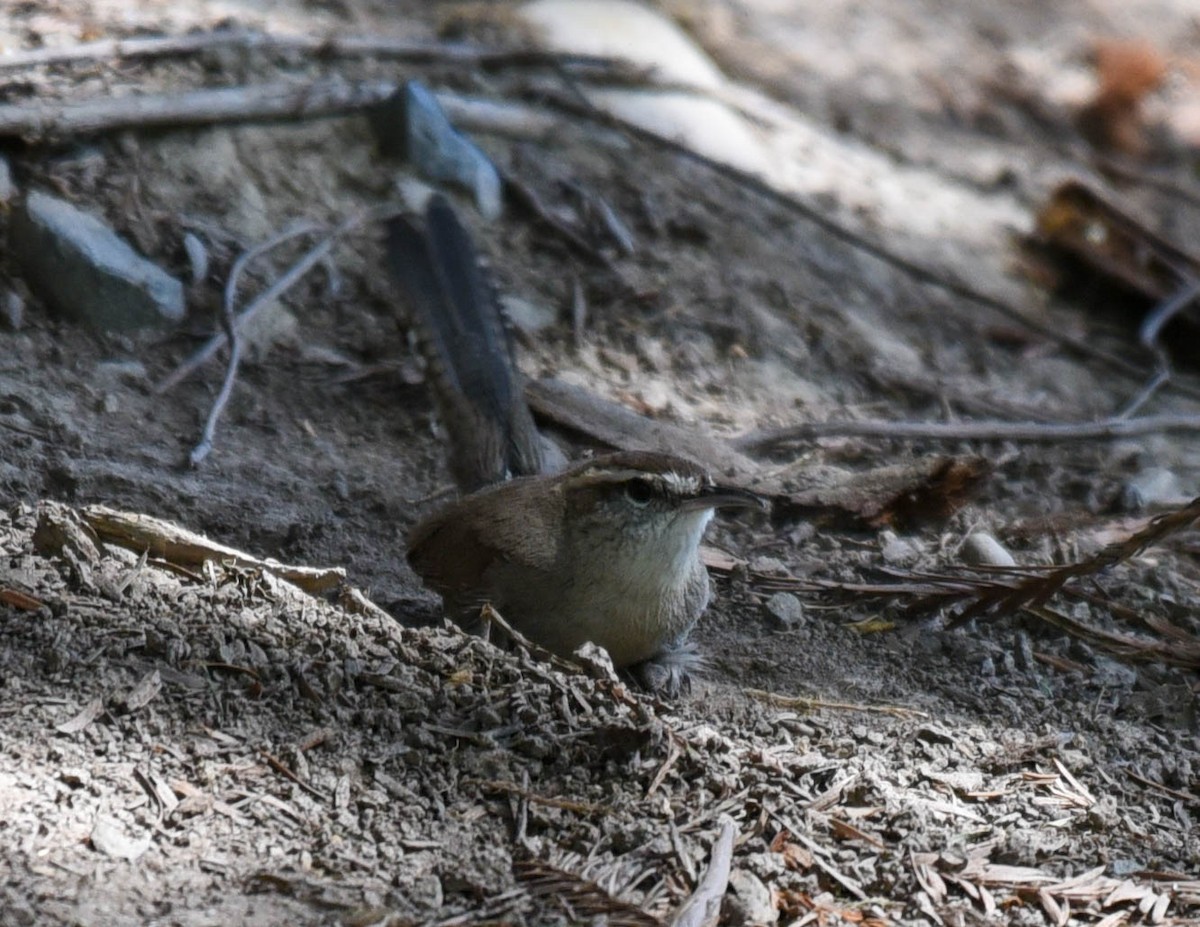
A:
389,196,763,690
407,450,763,683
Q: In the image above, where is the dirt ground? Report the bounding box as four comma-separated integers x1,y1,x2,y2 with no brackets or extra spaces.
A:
2,1,1200,925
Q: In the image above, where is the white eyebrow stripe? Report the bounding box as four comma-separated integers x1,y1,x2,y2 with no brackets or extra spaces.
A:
659,470,704,496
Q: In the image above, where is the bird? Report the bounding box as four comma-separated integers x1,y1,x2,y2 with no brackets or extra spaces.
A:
388,195,763,692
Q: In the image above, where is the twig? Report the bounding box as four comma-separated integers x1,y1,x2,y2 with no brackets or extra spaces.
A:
1117,277,1200,417
526,378,757,479
182,220,330,463
480,603,585,676
187,264,243,466
80,503,345,594
469,778,610,816
259,748,331,802
669,817,737,927
0,79,558,143
513,858,663,927
743,688,928,720
504,175,632,288
1125,769,1200,805
0,79,395,141
157,222,331,394
771,815,867,901
0,28,626,73
734,411,1200,451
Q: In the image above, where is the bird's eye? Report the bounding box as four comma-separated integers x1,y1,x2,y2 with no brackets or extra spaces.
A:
624,480,655,506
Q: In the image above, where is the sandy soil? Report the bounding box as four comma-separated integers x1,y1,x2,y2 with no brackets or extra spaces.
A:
1,1,1199,925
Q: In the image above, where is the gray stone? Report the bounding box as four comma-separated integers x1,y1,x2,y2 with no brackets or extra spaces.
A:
182,231,209,285
0,155,14,204
723,869,778,925
0,288,23,330
765,591,804,629
373,81,503,220
880,530,919,565
748,555,787,575
1121,467,1187,510
501,294,556,334
1013,629,1035,671
1092,655,1138,689
10,190,185,331
960,532,1016,567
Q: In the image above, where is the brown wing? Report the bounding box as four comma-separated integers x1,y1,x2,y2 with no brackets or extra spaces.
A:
406,476,563,606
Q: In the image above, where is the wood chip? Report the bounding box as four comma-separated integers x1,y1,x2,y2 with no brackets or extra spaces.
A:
90,816,151,861
55,697,105,734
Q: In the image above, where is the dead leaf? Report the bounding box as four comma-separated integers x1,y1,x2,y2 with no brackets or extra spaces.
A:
1079,38,1167,154
0,587,44,610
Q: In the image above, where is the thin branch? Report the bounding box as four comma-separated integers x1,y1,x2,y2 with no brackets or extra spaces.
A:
0,79,394,141
184,219,327,463
0,79,558,143
0,28,624,73
187,281,241,466
159,221,331,394
735,412,1200,451
1117,276,1200,417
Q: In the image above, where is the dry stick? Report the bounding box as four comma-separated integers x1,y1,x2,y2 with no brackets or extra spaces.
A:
669,817,737,927
743,687,928,720
157,223,331,394
0,28,624,73
180,222,331,464
734,411,1200,452
0,79,558,143
0,79,394,141
187,243,256,465
259,748,331,803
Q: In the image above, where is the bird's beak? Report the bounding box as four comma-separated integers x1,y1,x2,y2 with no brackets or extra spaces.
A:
679,484,769,513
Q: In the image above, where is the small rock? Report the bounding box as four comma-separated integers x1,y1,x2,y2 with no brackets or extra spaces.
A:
1121,467,1187,510
573,641,619,682
58,767,92,788
372,81,503,220
0,288,23,330
10,190,185,331
880,530,918,565
748,555,788,576
1092,655,1138,689
182,231,209,285
94,358,148,383
765,592,804,630
1013,630,1035,671
501,294,556,334
90,816,151,861
0,155,13,204
723,869,778,925
960,532,1016,567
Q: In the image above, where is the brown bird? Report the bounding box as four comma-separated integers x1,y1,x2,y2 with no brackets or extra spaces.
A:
390,196,763,692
